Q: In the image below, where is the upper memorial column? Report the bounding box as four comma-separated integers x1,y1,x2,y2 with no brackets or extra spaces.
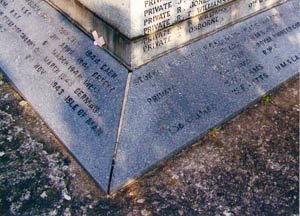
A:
78,0,233,38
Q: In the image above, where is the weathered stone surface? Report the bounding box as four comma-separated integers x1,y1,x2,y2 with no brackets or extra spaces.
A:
0,0,128,190
77,0,236,38
48,0,287,69
111,0,300,190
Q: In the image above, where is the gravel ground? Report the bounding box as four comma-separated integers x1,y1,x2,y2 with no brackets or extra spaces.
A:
0,71,299,215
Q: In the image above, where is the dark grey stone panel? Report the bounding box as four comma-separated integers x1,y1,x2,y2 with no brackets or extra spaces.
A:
0,0,128,190
111,0,300,190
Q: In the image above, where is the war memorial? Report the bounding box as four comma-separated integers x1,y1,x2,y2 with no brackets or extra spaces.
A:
0,0,299,193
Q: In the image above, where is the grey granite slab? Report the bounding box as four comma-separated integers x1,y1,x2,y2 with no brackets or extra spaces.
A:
48,0,286,69
111,0,300,190
0,0,128,191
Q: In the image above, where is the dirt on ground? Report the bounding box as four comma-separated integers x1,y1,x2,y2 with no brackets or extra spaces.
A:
0,72,299,215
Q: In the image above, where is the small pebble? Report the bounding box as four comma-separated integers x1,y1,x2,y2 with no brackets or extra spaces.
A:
24,191,30,200
64,208,71,216
49,209,57,216
172,174,179,179
137,198,145,204
0,80,3,85
178,210,184,216
141,209,151,216
63,193,71,201
3,93,9,99
129,190,139,197
19,100,28,107
0,152,5,157
6,136,12,142
223,210,233,216
40,191,47,199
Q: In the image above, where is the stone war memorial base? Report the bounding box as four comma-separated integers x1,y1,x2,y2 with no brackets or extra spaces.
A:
0,0,299,192
47,0,289,69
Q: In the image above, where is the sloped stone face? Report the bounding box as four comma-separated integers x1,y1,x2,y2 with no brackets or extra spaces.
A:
110,0,300,190
0,0,128,191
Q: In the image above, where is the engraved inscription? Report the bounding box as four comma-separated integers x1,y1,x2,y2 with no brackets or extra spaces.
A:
137,3,300,139
141,0,285,57
0,0,122,137
165,104,216,135
147,85,176,105
143,0,232,35
275,54,300,71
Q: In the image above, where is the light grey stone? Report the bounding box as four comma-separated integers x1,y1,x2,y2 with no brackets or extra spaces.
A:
111,0,300,190
48,0,287,69
78,0,132,37
0,0,128,191
77,0,236,38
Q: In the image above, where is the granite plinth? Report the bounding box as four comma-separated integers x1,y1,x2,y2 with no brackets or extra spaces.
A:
0,0,299,193
110,0,300,190
48,0,286,69
0,0,128,191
